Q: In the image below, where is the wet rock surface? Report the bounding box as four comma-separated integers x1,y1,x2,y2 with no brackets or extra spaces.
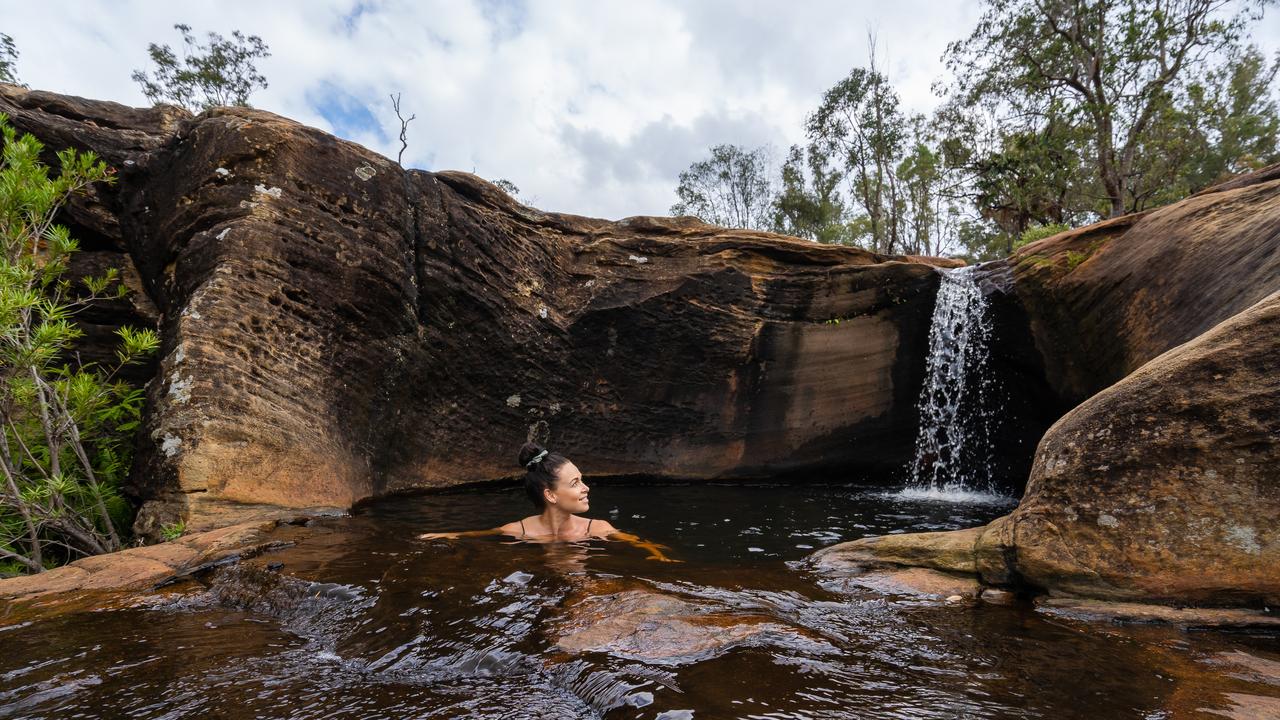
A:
0,85,951,534
0,516,314,623
812,525,984,576
815,166,1280,608
548,578,817,663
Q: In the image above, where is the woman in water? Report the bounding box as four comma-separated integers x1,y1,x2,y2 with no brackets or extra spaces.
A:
418,443,677,561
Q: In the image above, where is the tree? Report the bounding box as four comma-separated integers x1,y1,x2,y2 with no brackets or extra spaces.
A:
807,63,908,253
390,93,415,167
1179,44,1280,189
946,0,1274,217
895,114,977,257
491,178,521,198
670,144,775,230
771,144,854,244
0,116,159,575
132,24,270,112
0,33,18,85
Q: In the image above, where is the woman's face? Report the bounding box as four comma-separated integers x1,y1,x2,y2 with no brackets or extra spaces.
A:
544,460,589,514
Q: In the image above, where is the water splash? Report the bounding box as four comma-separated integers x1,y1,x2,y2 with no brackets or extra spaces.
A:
893,485,1011,506
906,265,1003,500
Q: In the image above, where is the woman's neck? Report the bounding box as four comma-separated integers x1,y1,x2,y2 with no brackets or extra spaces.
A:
539,505,577,537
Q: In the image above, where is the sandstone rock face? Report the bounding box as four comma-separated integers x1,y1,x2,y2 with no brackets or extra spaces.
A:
990,290,1280,605
814,166,1280,608
816,290,1280,607
1008,164,1280,404
0,86,950,535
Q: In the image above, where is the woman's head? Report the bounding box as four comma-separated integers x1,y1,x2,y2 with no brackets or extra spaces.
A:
518,442,588,513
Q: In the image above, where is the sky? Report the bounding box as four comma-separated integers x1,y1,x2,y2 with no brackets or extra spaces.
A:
5,1,1279,220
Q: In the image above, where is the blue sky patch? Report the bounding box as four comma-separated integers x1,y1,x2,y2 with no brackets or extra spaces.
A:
339,1,379,35
307,81,387,143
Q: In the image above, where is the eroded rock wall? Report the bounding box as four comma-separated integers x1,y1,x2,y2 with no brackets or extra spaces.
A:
0,86,952,534
1008,166,1280,404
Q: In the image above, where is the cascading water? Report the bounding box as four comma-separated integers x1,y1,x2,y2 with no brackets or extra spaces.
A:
902,265,1005,502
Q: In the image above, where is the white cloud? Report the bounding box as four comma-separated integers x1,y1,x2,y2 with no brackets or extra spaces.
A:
9,1,1275,220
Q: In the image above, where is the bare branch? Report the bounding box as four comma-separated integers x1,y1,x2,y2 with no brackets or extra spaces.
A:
390,93,416,167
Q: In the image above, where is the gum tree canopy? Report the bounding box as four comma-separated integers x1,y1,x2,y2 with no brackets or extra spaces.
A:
946,0,1275,218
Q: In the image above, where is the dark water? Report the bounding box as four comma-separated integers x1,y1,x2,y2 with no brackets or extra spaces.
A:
2,482,1277,719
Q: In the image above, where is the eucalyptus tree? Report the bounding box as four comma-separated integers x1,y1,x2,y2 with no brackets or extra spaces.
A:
946,0,1275,217
670,144,775,231
807,65,908,254
771,144,854,244
132,23,270,112
0,33,18,85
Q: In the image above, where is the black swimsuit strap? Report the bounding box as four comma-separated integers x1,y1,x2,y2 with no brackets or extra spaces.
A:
586,519,593,535
519,519,526,538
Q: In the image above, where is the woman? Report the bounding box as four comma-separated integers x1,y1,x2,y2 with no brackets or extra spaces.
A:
418,443,677,562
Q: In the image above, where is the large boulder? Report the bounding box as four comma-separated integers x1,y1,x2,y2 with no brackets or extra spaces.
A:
980,289,1280,605
0,87,953,535
815,189,1280,607
1007,164,1280,405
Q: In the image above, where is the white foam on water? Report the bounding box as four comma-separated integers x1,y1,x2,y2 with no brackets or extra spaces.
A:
891,485,1013,506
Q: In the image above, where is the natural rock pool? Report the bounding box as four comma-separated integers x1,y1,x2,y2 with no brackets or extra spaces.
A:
2,483,1277,719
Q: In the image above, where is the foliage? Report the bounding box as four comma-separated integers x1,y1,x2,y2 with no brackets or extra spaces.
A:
945,0,1275,218
1164,44,1280,197
131,24,270,112
0,116,160,574
671,1,1277,259
806,62,907,253
771,144,854,244
1016,222,1071,250
160,521,186,542
670,144,775,230
0,33,18,85
491,178,521,198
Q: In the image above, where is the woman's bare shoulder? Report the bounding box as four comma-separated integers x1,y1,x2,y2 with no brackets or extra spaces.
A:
588,518,619,536
498,519,528,537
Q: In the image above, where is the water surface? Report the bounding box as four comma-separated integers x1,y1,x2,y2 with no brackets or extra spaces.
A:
1,482,1276,719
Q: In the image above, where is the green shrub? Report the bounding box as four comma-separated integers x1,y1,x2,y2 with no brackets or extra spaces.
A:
1013,222,1070,251
0,115,159,574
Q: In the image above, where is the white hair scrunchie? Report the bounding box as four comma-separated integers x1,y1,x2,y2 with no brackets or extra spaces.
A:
525,449,549,469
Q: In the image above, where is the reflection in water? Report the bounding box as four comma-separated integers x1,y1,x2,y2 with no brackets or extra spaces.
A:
0,482,1276,719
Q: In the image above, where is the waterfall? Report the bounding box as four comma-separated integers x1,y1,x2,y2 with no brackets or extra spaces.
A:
902,265,1004,502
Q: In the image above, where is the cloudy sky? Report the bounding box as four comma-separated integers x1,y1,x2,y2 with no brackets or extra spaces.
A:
6,1,1278,219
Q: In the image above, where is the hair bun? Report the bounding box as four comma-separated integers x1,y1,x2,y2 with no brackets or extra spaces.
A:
517,442,546,469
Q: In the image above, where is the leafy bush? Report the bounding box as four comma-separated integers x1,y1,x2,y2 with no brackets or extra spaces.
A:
1014,222,1070,251
0,115,159,575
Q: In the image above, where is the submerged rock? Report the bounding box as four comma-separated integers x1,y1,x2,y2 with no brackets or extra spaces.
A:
548,579,817,663
0,85,952,535
812,526,984,576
